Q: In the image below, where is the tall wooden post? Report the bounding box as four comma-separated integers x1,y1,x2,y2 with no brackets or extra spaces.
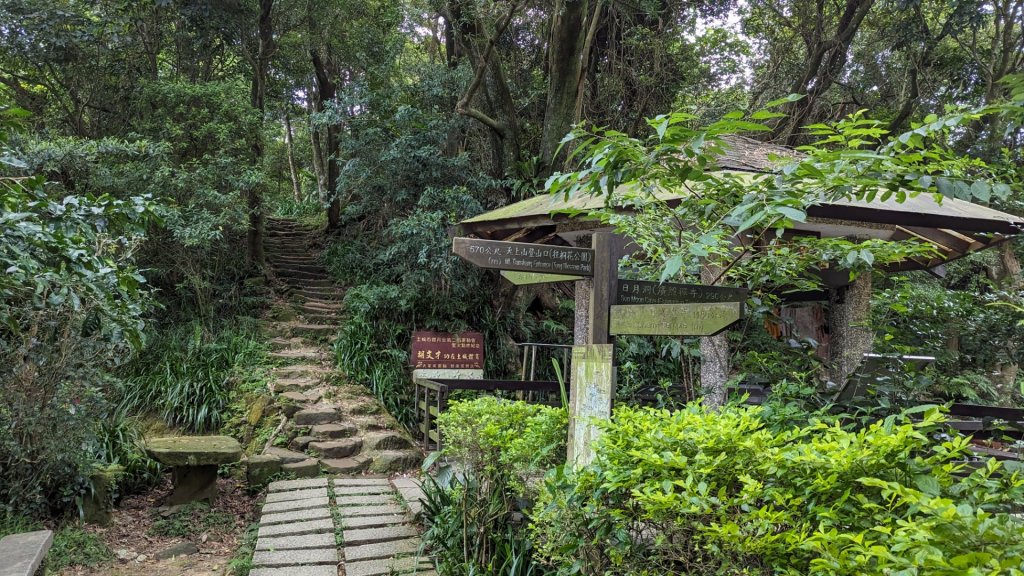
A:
568,230,620,466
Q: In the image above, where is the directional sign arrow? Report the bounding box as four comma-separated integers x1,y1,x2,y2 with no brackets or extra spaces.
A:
609,302,743,337
501,270,585,285
453,237,595,277
615,280,747,305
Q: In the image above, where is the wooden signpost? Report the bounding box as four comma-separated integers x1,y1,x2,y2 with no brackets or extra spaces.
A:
453,237,595,276
452,232,747,468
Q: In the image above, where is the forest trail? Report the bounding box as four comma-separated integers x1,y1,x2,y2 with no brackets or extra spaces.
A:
250,218,430,575
261,217,422,474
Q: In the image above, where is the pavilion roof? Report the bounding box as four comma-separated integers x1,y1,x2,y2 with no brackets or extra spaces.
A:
456,136,1023,282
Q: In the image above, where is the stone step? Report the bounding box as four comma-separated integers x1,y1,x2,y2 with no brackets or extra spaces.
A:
362,432,415,451
307,438,362,459
275,378,320,393
289,324,339,338
269,348,322,361
270,337,306,350
368,450,423,474
291,289,344,300
279,279,337,289
270,262,327,275
301,314,337,325
274,268,330,281
301,300,343,311
265,447,310,464
273,364,328,378
311,423,358,439
320,455,370,474
293,407,341,426
339,513,407,529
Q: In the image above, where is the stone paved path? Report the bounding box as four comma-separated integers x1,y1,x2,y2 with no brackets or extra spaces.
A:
249,218,423,480
251,477,432,576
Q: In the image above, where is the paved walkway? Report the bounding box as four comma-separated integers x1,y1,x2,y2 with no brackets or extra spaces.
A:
251,477,431,576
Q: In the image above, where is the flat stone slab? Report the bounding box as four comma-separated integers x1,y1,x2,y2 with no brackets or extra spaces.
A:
345,556,432,576
345,537,422,562
260,507,331,526
0,530,53,576
334,484,392,495
262,496,329,514
252,547,338,567
390,478,421,490
269,478,328,492
250,566,337,576
336,504,404,518
336,494,394,507
257,518,334,539
343,525,419,546
256,533,336,551
265,487,328,503
145,436,242,467
334,477,390,487
342,514,409,529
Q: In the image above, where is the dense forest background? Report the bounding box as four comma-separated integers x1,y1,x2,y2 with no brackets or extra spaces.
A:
1,0,1023,535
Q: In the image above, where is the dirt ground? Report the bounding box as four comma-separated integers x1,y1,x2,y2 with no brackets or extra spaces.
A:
60,477,261,576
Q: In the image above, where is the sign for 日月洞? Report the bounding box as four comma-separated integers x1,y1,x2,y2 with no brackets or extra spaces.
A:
410,331,484,370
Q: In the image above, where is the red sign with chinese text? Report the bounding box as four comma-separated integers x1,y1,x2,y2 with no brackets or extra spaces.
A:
411,331,485,370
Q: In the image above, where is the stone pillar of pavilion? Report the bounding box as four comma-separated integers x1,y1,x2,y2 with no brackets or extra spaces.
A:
827,270,874,386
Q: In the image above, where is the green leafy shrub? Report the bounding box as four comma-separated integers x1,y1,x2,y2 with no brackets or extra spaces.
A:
530,403,1024,575
119,319,269,433
439,397,567,496
422,398,565,576
0,112,158,518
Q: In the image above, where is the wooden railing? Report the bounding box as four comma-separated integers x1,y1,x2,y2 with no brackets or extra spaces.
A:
414,378,562,451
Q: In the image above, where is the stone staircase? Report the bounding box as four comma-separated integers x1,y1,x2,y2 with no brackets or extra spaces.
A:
247,218,422,483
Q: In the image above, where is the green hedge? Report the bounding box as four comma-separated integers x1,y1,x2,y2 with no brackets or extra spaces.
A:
531,404,1024,575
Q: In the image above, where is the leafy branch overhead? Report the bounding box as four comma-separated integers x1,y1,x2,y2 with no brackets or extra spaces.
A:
547,93,1024,289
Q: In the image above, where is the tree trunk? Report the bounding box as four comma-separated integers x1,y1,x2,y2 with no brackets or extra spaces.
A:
540,0,589,175
311,50,341,231
827,272,874,386
247,0,275,270
699,264,729,408
284,109,303,202
307,91,327,198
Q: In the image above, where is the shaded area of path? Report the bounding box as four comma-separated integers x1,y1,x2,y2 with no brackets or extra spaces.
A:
256,218,422,476
251,477,431,576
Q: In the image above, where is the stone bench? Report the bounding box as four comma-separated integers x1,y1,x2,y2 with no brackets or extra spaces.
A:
145,436,243,506
0,530,53,576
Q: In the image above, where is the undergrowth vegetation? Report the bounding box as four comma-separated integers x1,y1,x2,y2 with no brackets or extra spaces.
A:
119,319,270,433
425,397,1024,576
531,404,1024,576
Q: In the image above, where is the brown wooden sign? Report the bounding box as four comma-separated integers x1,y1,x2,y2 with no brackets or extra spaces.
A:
411,331,484,370
453,238,594,276
616,280,748,306
609,302,743,337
